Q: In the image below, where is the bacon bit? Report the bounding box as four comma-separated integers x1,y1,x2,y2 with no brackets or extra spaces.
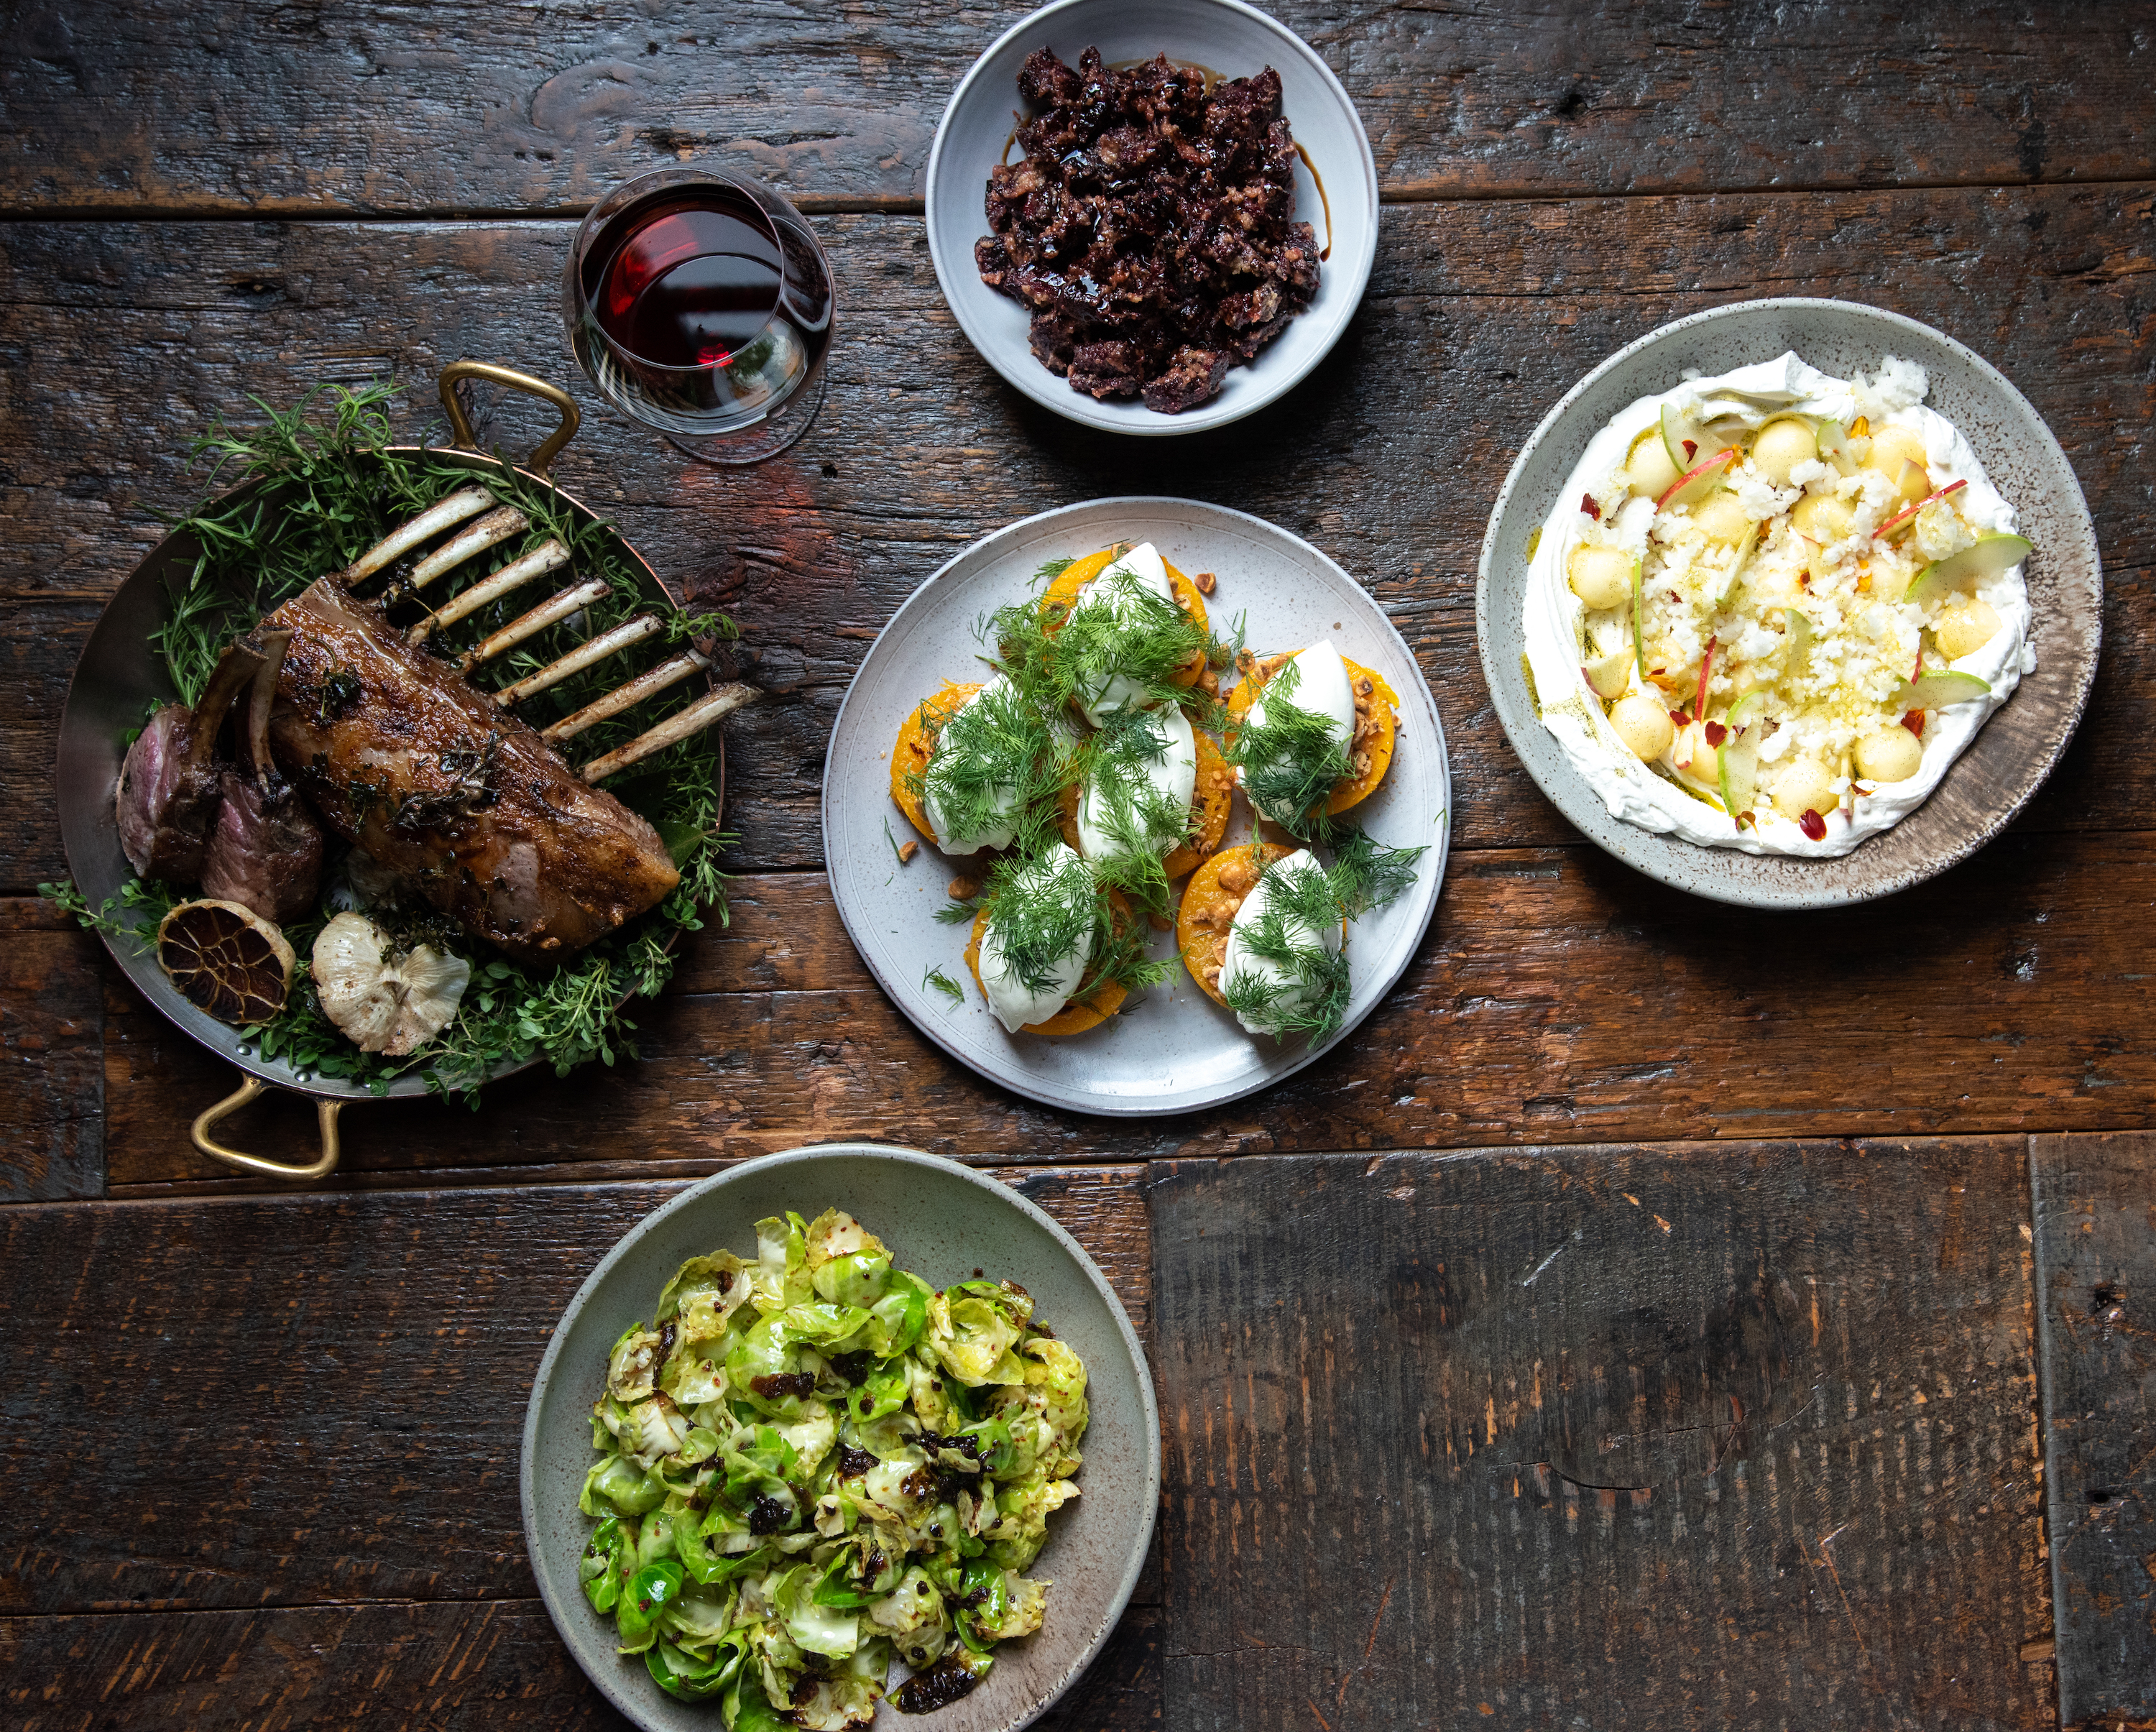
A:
1703,720,1728,747
1581,493,1601,521
1695,636,1717,719
1798,809,1828,841
1901,709,1925,737
1682,439,1698,461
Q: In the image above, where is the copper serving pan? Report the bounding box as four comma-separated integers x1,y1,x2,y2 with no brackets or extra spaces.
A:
55,362,724,1181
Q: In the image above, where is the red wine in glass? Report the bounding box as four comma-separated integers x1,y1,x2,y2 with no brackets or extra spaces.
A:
565,172,834,461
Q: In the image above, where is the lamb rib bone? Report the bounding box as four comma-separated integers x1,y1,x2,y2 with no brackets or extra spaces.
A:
338,487,492,585
408,538,571,643
459,577,611,671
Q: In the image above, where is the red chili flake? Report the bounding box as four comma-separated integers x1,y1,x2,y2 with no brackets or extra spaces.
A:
1665,590,1680,602
1669,708,1692,726
1912,646,1924,679
1798,809,1828,841
1901,708,1925,737
1581,493,1601,521
1682,440,1697,461
1703,721,1728,747
1798,572,1812,587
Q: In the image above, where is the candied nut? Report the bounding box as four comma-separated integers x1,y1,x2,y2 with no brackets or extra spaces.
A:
1235,648,1257,676
947,875,978,900
1148,912,1171,932
897,839,918,863
1193,569,1217,595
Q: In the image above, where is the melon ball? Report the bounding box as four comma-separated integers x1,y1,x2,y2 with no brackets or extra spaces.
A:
1751,418,1818,487
1933,595,2002,660
1770,757,1837,821
1691,492,1753,545
1791,491,1856,543
1610,694,1675,763
1855,727,1923,783
1567,544,1635,611
1625,430,1682,500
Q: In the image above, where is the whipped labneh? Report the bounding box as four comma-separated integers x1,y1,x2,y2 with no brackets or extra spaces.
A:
1069,542,1179,724
1521,351,2035,857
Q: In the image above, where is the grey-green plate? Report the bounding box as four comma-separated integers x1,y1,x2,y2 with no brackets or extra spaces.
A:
1475,297,2101,908
520,1143,1159,1731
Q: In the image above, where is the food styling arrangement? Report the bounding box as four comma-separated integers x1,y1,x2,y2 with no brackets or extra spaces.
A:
33,1,2111,1730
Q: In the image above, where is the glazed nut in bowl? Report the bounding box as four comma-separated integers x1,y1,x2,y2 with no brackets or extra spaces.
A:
925,0,1378,436
520,1143,1160,1732
1475,298,2101,909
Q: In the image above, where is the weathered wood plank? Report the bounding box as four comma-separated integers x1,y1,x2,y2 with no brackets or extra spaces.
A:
3,185,2150,888
1148,1138,2051,1730
93,828,2156,1189
0,1596,1160,1732
0,906,103,1201
2031,1130,2156,1729
0,1166,1148,1618
3,1,2150,216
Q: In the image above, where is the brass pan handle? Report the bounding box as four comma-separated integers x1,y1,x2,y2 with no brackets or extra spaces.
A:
438,360,581,477
191,1073,344,1182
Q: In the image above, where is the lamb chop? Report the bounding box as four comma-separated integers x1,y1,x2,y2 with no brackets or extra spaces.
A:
200,630,326,923
260,576,696,966
114,643,264,882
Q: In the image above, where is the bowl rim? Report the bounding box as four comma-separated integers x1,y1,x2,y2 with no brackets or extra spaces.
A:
517,1141,1162,1732
1473,294,2104,908
923,0,1379,437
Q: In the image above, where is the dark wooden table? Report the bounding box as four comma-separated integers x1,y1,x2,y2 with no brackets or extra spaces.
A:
4,5,2153,1728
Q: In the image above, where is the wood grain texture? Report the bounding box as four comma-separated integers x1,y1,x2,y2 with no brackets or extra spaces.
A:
0,1167,1147,1618
2032,1130,2156,1729
0,898,103,1202
2,185,2151,890
2,1,2150,216
0,1596,1158,1732
1148,1139,2051,1731
81,828,2156,1189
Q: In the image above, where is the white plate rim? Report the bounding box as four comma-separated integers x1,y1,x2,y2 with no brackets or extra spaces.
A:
822,496,1452,1115
922,0,1381,438
1473,295,2104,909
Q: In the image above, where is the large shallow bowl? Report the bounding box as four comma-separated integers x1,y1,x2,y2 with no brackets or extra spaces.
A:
520,1143,1160,1732
924,0,1378,437
1475,297,2102,908
821,497,1452,1116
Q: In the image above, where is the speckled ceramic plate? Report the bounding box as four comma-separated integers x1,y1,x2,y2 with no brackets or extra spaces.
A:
520,1143,1158,1732
823,497,1450,1115
923,0,1378,436
1476,298,2101,908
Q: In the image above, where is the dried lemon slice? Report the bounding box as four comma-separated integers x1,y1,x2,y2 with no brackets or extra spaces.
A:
157,898,296,1025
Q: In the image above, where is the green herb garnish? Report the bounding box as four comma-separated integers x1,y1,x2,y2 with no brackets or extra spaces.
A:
923,965,965,1004
1224,656,1351,837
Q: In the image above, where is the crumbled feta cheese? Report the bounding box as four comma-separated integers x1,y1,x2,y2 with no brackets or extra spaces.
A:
1854,356,1929,417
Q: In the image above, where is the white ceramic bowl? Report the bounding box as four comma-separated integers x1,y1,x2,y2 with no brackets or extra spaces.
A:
924,0,1378,436
520,1143,1159,1732
1475,298,2102,908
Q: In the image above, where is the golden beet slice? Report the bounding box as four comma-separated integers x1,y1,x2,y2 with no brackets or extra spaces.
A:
888,680,983,846
1174,842,1293,1008
963,889,1136,1036
157,898,297,1026
1038,546,1210,689
1225,653,1399,820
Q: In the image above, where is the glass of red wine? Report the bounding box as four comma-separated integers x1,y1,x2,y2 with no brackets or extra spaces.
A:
563,168,834,465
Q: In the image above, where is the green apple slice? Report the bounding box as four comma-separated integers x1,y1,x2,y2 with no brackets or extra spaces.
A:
1655,446,1738,511
1583,648,1633,701
1783,607,1814,666
1631,556,1647,680
1814,418,1858,477
1889,671,1992,710
1903,533,2033,605
1717,520,1761,607
1717,732,1760,820
1874,477,1968,541
1723,690,1769,735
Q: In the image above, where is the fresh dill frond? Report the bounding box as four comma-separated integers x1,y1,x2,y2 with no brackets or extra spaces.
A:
1031,555,1075,589
1217,852,1352,1039
1069,706,1196,920
1327,826,1427,919
977,845,1101,998
923,965,965,1005
913,678,1059,853
934,899,980,925
993,561,1214,722
1225,657,1351,839
883,815,908,869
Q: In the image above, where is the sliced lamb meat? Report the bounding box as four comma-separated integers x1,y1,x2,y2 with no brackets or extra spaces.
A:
114,642,262,883
261,576,682,965
200,630,325,924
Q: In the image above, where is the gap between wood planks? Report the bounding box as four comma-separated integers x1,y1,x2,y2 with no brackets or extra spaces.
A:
4,170,2152,226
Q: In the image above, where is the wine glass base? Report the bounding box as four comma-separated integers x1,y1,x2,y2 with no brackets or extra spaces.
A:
660,371,827,467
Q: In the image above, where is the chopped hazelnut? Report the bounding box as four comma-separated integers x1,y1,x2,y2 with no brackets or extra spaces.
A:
1219,860,1255,893
1350,750,1372,778
896,839,918,863
1193,569,1217,595
947,875,978,900
1199,667,1220,696
1355,675,1374,696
